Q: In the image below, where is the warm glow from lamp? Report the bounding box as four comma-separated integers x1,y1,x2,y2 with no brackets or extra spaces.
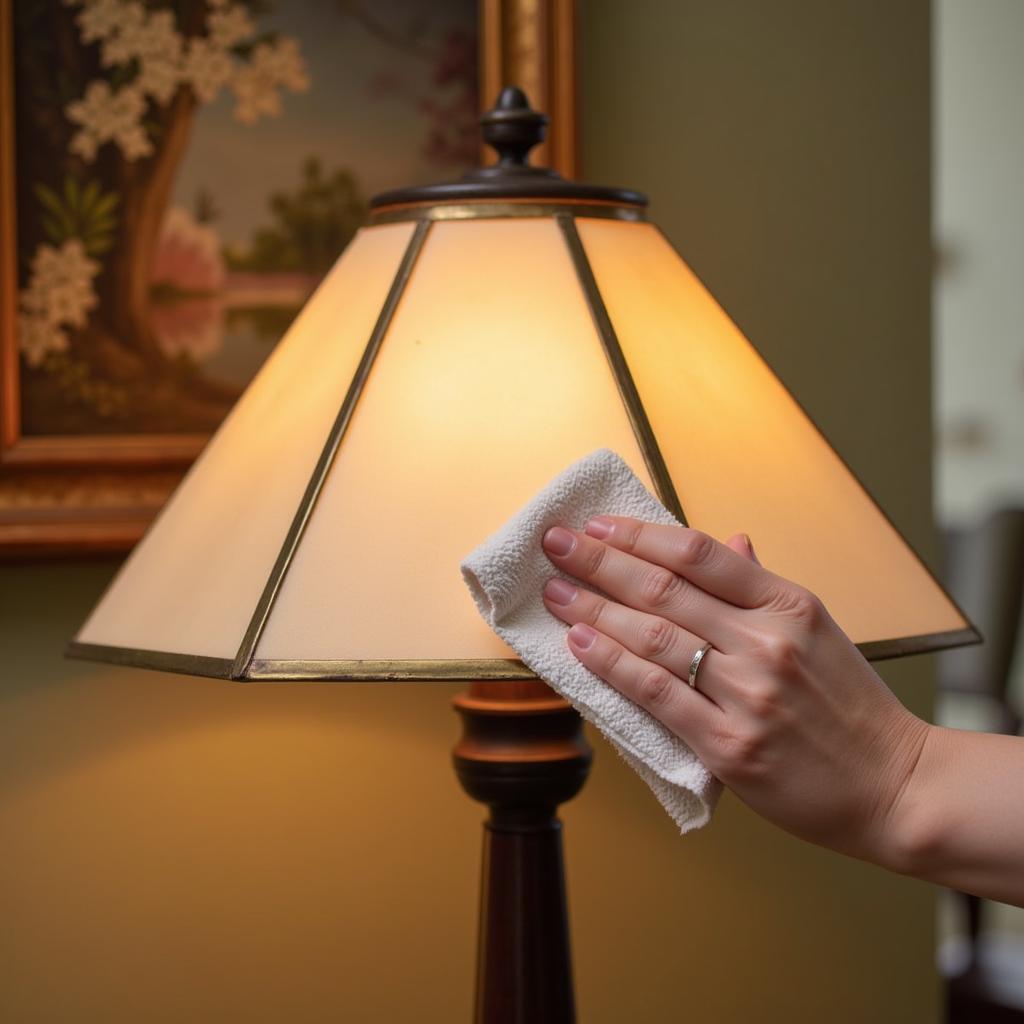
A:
255,218,653,662
71,92,973,682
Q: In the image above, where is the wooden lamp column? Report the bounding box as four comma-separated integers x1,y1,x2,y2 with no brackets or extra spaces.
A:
452,681,592,1024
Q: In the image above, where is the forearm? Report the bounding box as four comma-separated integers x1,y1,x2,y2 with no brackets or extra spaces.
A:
536,515,1024,903
886,724,1024,906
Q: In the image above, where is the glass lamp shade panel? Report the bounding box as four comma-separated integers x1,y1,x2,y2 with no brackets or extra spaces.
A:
71,208,973,681
579,219,969,654
73,222,418,667
252,218,653,667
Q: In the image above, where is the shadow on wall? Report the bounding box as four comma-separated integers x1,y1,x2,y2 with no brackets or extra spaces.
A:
0,559,489,1021
1,560,467,797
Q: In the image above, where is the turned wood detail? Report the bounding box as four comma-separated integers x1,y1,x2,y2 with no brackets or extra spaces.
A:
452,680,592,1024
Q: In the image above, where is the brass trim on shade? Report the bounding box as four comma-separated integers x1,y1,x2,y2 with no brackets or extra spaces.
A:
65,641,234,679
557,214,688,526
66,630,980,684
369,200,647,226
242,633,975,678
857,628,981,662
247,659,536,682
229,219,433,680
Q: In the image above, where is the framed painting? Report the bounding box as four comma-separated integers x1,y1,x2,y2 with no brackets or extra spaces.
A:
0,0,577,555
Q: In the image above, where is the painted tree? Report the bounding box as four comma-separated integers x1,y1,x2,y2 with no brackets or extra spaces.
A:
18,0,309,371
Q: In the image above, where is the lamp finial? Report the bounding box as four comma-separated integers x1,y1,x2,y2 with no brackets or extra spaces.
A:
480,87,549,169
368,86,647,209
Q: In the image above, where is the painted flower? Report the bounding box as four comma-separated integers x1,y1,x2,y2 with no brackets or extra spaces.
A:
28,238,97,296
100,7,184,104
207,3,255,50
18,312,69,368
17,239,100,367
231,37,309,124
23,239,100,323
231,63,282,124
66,6,308,140
258,37,310,93
96,1,146,65
137,17,185,102
66,80,152,161
69,0,126,45
182,37,235,104
137,48,182,105
28,277,94,327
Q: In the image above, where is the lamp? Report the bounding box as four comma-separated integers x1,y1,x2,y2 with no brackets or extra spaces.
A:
68,87,976,1023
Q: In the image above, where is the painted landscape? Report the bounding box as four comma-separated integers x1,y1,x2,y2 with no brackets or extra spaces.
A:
13,0,477,435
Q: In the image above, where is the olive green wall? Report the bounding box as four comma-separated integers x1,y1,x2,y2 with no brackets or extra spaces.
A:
1,2,938,1020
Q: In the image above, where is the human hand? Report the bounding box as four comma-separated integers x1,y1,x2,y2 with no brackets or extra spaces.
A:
540,517,932,869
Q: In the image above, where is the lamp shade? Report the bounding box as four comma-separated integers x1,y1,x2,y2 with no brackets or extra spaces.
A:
69,89,976,682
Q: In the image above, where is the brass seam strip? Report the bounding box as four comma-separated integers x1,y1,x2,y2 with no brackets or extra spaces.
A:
855,628,981,662
65,626,978,684
645,223,981,652
64,641,533,681
229,219,434,680
556,213,688,526
370,201,647,226
246,659,536,682
66,641,234,680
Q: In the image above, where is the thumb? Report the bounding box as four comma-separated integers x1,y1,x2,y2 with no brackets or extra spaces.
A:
726,532,761,566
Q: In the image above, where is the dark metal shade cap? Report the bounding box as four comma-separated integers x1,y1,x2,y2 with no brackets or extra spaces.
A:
370,87,647,210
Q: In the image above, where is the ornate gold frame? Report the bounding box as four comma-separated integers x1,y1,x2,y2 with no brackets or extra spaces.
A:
0,0,580,556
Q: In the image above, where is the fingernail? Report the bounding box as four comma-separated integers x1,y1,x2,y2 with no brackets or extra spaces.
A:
743,533,761,564
585,516,614,540
544,578,578,605
568,623,597,650
543,526,576,557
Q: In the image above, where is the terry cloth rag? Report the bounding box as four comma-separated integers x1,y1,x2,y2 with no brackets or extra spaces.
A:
460,448,721,833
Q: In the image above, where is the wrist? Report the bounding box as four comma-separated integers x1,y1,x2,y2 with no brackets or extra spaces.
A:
873,718,946,877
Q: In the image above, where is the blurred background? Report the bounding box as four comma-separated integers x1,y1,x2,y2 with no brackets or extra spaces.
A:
932,1,1024,1018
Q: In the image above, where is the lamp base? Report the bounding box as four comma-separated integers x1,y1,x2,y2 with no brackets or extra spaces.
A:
452,681,592,1024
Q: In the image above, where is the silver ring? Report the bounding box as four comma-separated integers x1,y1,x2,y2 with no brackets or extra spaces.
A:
687,641,714,690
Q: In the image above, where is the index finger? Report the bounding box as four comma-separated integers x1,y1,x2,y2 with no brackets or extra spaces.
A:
583,517,781,610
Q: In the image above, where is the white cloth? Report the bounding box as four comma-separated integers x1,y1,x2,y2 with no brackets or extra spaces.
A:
461,448,721,833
